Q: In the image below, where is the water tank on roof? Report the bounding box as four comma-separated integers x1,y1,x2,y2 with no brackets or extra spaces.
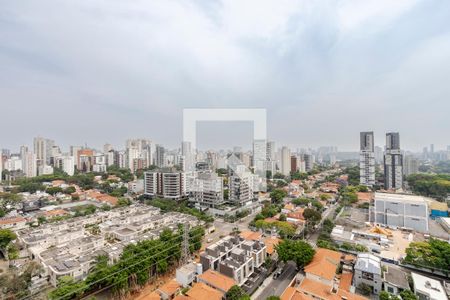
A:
196,263,203,275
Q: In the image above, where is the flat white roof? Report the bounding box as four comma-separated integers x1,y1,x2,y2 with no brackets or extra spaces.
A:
375,192,427,204
411,272,447,300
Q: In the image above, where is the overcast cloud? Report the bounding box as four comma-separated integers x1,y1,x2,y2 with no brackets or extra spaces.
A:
1,0,449,151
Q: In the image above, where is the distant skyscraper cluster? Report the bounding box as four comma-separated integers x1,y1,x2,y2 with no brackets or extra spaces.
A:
359,131,406,190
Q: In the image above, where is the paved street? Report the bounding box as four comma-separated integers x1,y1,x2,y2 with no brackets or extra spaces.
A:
307,202,338,244
203,211,258,247
252,262,298,300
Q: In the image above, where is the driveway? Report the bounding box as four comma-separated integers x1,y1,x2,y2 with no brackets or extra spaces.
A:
252,261,298,299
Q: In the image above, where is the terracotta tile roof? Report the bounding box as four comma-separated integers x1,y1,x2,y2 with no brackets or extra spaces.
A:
158,280,181,296
51,180,66,187
96,194,118,206
186,282,222,300
284,203,295,211
287,208,304,221
299,278,367,300
264,217,278,223
357,192,373,202
304,248,341,282
140,291,161,300
339,273,353,292
0,217,26,225
43,209,68,217
291,180,302,185
198,269,235,292
240,231,262,241
281,286,313,300
281,286,297,300
264,237,281,255
85,190,118,206
173,295,190,300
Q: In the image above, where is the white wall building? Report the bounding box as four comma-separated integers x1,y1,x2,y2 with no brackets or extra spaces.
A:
374,193,429,232
354,253,382,295
411,272,447,300
189,171,224,208
280,146,291,176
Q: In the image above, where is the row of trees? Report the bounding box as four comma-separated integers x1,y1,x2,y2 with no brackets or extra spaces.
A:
379,290,418,300
406,174,450,200
403,238,450,272
49,226,205,300
144,198,214,223
276,239,315,269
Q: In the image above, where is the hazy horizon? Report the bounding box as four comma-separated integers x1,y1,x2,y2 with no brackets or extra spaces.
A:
1,1,450,152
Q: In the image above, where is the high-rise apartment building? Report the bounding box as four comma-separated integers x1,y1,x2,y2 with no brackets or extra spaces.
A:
33,137,54,167
77,149,94,172
302,153,313,172
189,171,224,208
0,149,2,183
403,156,419,177
280,146,291,176
360,131,375,187
144,169,186,200
181,141,194,172
290,155,298,173
229,171,253,205
384,132,403,190
155,144,166,168
55,156,75,176
22,147,37,178
252,139,266,177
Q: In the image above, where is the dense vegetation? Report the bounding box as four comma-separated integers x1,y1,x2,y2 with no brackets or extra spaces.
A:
379,290,418,300
404,238,450,272
225,285,250,300
270,189,287,203
49,226,205,300
276,239,315,268
254,219,296,237
0,261,43,299
407,174,450,200
343,166,360,186
144,198,214,223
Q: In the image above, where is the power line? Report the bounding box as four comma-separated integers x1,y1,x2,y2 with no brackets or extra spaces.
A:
15,230,204,300
40,231,204,300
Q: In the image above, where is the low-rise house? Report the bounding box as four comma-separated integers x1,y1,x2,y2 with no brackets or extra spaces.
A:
411,272,447,300
176,262,201,288
353,253,382,295
200,235,267,286
16,204,201,287
304,248,341,286
197,269,236,294
383,265,409,295
280,248,368,300
0,216,27,230
157,279,182,300
186,282,223,300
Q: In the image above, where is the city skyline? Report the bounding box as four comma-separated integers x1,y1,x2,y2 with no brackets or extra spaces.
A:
1,131,449,154
1,1,450,150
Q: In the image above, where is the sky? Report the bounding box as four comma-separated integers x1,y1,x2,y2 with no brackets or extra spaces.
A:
1,0,450,152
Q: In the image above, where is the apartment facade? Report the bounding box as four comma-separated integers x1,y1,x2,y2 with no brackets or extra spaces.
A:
360,131,375,187
144,169,187,200
189,171,224,208
384,132,403,190
354,253,382,295
200,236,266,286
